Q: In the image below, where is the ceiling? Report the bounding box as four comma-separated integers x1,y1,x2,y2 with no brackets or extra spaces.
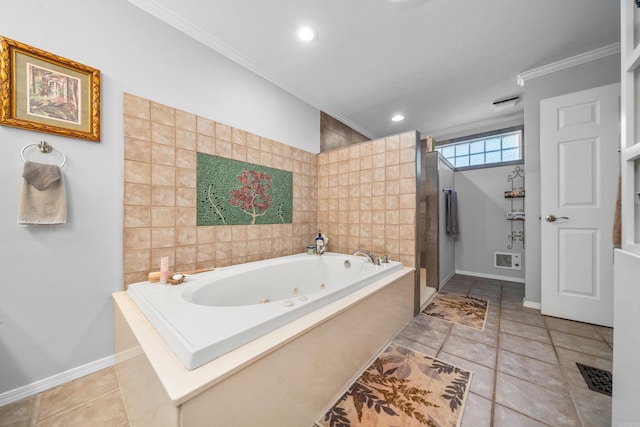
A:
129,0,620,140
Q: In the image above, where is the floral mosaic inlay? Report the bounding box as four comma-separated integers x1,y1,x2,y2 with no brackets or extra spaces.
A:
197,153,293,226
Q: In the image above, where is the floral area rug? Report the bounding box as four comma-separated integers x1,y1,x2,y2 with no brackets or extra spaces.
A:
421,292,488,331
316,343,471,427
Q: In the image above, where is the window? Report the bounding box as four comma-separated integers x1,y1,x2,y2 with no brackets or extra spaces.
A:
436,127,523,169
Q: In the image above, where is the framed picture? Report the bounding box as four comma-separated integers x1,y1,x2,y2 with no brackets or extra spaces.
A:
0,36,100,141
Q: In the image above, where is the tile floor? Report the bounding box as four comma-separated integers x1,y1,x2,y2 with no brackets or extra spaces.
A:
396,274,614,427
0,274,613,426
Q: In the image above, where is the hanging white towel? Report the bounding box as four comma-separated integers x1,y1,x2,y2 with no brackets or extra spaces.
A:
17,161,67,224
445,189,460,236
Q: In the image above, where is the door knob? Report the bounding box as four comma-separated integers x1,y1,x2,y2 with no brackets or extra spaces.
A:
545,214,569,222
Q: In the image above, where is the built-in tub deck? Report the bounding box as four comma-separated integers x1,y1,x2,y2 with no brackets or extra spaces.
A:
114,253,415,426
126,253,403,370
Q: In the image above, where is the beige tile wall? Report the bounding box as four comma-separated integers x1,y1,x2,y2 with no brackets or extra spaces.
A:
123,93,318,287
317,132,418,268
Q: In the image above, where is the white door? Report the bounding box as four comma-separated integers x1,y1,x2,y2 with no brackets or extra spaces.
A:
540,83,620,327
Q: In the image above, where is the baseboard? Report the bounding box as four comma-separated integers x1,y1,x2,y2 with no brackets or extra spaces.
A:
0,355,115,407
523,299,542,310
455,270,525,283
439,270,456,288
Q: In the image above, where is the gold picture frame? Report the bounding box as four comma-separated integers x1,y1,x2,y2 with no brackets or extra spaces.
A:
0,36,100,141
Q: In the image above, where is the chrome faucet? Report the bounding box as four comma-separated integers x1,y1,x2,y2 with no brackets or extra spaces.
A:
353,250,380,265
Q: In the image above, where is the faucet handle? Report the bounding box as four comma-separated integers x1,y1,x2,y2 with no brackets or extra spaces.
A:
381,254,389,263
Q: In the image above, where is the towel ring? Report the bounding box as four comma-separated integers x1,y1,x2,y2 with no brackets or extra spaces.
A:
20,141,66,168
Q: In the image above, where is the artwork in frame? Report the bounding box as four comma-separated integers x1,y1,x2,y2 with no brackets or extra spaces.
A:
0,36,100,141
197,153,293,226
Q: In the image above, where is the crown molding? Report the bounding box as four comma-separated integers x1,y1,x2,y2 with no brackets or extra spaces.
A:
423,112,524,141
127,0,376,139
517,43,620,86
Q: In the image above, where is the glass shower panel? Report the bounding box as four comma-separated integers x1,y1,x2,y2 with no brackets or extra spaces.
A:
635,158,640,245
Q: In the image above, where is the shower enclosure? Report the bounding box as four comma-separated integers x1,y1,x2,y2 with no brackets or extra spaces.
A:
417,148,456,307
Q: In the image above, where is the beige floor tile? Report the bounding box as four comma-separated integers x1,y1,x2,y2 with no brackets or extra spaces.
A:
440,334,497,368
484,314,500,331
544,316,603,341
450,323,498,346
36,390,129,427
573,394,612,427
415,313,455,333
468,288,501,299
495,372,581,426
555,347,613,373
0,395,38,427
397,316,449,351
554,347,613,409
500,308,546,328
460,393,492,427
37,367,120,422
549,330,613,360
391,336,439,357
493,404,550,427
501,286,525,295
500,319,551,344
437,352,495,400
499,332,558,365
595,326,614,345
497,349,567,393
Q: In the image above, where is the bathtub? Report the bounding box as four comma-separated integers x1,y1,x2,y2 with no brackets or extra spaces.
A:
127,252,403,370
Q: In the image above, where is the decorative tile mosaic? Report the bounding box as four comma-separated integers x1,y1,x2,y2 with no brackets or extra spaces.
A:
197,153,293,226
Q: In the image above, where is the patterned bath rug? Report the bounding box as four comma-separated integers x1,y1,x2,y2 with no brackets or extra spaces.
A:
316,343,472,427
422,292,489,330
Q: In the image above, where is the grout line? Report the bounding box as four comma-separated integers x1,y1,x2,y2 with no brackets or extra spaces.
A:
489,280,502,427
30,394,41,427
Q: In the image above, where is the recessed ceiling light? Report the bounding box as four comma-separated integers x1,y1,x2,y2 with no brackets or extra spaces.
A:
391,114,405,122
298,26,317,42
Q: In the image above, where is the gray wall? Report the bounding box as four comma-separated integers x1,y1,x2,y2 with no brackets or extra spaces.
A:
0,0,319,396
523,54,620,305
454,165,526,281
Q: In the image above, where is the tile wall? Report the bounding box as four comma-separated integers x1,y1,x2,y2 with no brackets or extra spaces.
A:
320,112,369,152
317,132,418,268
123,93,318,287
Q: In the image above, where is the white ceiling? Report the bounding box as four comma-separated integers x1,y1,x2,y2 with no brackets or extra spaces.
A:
129,0,620,140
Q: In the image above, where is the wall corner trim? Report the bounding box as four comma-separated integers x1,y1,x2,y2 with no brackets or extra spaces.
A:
0,355,115,407
517,42,620,86
523,299,542,310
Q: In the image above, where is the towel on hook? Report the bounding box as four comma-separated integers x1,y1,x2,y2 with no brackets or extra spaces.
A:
445,189,460,236
17,161,67,224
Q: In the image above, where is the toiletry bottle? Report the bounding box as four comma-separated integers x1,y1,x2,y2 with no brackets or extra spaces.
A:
315,231,324,255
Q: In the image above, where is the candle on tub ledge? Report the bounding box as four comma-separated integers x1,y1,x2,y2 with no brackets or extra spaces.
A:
160,256,169,284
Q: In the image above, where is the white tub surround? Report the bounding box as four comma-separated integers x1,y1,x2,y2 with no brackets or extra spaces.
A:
127,253,403,370
114,262,414,426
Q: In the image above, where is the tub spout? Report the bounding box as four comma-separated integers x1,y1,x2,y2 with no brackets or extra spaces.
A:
353,250,380,265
